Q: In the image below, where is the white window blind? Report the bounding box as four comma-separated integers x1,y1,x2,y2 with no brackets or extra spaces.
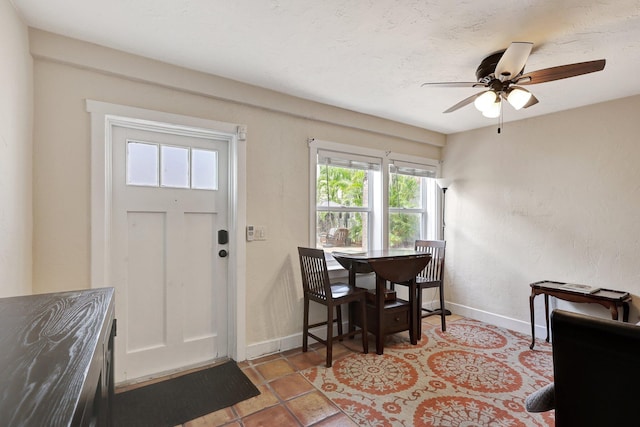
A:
389,160,437,178
317,149,382,171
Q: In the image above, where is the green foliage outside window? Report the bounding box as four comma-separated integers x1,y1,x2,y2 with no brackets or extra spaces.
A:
317,166,365,244
317,165,423,247
389,173,421,247
317,166,365,207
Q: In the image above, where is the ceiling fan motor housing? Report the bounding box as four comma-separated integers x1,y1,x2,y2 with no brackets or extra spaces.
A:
475,50,525,83
476,51,503,82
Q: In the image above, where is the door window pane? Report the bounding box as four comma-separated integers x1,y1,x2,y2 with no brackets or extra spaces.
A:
127,141,159,186
161,145,189,188
192,149,218,190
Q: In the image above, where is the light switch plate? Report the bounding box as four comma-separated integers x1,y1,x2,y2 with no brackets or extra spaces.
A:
254,226,267,240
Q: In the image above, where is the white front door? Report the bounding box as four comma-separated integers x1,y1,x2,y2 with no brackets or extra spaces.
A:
111,124,229,383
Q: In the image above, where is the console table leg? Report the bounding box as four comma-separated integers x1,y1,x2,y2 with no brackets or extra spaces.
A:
544,294,550,342
529,293,536,349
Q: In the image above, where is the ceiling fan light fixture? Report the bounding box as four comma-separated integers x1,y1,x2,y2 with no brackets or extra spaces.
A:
482,99,502,118
506,87,532,110
474,90,497,112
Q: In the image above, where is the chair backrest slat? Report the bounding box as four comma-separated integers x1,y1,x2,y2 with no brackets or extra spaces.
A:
415,240,446,282
298,247,332,301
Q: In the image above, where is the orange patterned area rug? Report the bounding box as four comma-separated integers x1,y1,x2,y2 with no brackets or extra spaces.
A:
303,317,555,426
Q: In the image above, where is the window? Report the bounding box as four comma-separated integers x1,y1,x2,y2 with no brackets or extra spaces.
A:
126,140,218,190
315,149,381,253
309,139,440,260
388,160,438,248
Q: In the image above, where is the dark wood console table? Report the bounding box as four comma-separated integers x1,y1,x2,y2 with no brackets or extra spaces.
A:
529,280,631,349
0,288,116,426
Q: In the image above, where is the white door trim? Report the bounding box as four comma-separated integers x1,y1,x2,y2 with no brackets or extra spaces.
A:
86,99,247,362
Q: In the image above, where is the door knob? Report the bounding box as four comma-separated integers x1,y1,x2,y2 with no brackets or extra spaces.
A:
219,249,228,258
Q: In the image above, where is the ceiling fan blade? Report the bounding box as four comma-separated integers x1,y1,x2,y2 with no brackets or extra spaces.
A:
421,82,484,88
494,42,533,81
443,92,484,113
516,59,606,85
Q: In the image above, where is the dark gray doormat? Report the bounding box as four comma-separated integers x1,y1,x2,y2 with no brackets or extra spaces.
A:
113,360,260,427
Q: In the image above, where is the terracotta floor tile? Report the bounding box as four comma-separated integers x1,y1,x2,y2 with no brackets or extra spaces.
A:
241,366,264,385
288,351,325,370
269,373,315,401
282,347,302,357
242,405,301,427
233,383,279,418
313,343,356,366
338,338,367,353
254,358,295,381
286,391,339,426
308,342,325,351
330,342,354,358
251,353,281,364
183,406,236,426
424,315,443,326
313,412,359,426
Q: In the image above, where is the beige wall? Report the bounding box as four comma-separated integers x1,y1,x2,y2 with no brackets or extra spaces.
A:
0,0,33,297
10,17,640,356
29,30,443,348
443,95,640,333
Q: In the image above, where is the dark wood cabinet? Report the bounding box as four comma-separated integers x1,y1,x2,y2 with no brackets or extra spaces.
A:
352,298,412,336
0,288,115,426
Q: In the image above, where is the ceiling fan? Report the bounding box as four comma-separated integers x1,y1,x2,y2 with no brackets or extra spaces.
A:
422,42,606,118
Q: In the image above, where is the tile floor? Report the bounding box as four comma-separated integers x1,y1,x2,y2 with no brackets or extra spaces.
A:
117,315,458,427
183,344,358,427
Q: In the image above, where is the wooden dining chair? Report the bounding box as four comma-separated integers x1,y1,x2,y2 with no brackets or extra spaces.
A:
297,247,368,367
415,240,447,334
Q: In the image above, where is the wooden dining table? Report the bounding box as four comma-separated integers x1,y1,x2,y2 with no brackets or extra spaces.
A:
332,249,432,354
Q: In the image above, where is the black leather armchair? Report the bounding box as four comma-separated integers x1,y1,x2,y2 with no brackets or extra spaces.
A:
526,309,640,426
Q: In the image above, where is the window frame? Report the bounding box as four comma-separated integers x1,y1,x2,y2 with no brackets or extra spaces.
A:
388,157,439,248
308,139,441,266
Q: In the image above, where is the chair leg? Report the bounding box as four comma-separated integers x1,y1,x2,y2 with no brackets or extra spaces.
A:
336,304,343,341
409,280,417,345
439,285,446,332
326,305,334,367
360,298,368,354
417,286,423,340
303,298,310,352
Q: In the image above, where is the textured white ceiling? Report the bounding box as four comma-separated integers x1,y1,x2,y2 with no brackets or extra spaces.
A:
11,0,640,134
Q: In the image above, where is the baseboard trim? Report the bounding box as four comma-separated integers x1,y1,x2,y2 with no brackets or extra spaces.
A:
447,302,547,339
245,302,546,361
